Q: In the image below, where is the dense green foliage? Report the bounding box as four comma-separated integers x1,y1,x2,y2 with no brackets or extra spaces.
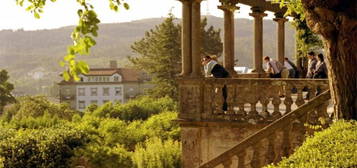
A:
133,137,181,168
266,120,357,168
0,96,180,168
129,15,223,99
2,96,76,121
0,70,15,113
277,0,322,59
0,126,87,168
90,96,177,121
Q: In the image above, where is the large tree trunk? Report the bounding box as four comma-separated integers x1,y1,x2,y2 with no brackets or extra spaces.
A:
301,0,357,120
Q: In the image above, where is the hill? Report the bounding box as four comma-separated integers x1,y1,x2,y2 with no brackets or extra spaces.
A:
0,15,296,95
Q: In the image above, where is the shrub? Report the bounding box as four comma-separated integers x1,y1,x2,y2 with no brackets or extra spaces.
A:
4,114,69,129
266,120,357,168
90,96,177,121
2,96,77,121
74,144,133,168
0,127,88,168
132,137,181,168
141,111,180,141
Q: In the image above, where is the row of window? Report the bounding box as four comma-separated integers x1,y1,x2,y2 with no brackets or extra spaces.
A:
78,87,122,96
78,99,123,109
81,76,120,82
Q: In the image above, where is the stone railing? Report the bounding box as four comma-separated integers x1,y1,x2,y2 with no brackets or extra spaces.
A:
199,90,332,168
179,78,329,123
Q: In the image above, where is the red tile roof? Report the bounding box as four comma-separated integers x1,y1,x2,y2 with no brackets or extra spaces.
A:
86,68,144,82
59,68,147,84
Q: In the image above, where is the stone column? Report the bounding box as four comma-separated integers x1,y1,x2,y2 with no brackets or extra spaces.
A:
273,13,288,65
191,0,202,78
180,0,192,77
218,2,239,76
249,7,267,75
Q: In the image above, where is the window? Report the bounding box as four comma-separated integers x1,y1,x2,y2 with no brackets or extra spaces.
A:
103,100,109,104
115,87,122,96
78,88,85,96
90,88,98,96
103,87,110,96
114,76,119,82
90,100,98,105
78,101,85,109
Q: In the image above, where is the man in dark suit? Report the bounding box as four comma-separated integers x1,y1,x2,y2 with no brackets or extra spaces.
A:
202,55,230,111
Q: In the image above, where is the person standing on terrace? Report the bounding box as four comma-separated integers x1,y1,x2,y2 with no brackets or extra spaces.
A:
264,56,284,78
202,55,230,111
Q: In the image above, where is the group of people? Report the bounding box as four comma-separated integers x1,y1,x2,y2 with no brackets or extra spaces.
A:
201,52,328,111
264,51,328,79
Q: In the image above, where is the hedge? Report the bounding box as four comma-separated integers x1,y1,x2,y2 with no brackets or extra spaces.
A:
266,120,357,168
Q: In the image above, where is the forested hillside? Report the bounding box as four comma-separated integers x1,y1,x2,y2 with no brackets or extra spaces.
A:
0,15,295,95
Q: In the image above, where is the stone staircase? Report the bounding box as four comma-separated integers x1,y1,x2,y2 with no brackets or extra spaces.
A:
198,90,332,168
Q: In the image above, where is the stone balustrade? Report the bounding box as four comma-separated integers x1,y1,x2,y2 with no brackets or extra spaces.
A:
179,78,329,123
199,90,332,168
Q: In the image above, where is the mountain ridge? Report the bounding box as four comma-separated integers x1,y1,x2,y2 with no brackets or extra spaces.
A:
0,15,296,95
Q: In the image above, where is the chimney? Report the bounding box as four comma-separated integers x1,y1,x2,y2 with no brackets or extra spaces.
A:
109,60,117,69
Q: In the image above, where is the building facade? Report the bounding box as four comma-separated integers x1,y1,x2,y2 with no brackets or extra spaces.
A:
59,61,152,111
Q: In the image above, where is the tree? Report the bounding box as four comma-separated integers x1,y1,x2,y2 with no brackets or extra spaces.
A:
280,0,357,120
0,70,16,113
129,15,223,99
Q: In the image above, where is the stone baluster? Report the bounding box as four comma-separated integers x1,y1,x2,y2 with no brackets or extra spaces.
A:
251,142,264,168
214,84,224,114
191,0,202,77
284,84,293,114
309,84,317,99
317,101,330,124
218,1,239,76
249,100,260,120
222,158,232,168
281,125,291,157
271,94,282,119
236,85,247,120
203,82,214,119
266,135,276,164
226,84,235,115
305,109,319,135
237,150,246,168
260,97,270,118
249,7,267,75
179,0,192,77
295,85,305,106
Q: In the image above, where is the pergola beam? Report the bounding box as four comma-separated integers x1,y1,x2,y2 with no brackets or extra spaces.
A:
230,0,287,13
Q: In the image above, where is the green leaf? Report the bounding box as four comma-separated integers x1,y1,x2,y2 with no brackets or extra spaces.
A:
59,61,65,67
123,3,129,10
25,5,33,11
64,54,75,61
63,71,70,81
77,61,89,74
34,12,40,19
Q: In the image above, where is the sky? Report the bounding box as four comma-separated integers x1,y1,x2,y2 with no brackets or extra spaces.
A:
0,0,277,31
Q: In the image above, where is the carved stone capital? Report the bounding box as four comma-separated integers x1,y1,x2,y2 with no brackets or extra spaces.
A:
218,2,239,12
273,17,288,23
249,7,268,18
179,0,201,3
